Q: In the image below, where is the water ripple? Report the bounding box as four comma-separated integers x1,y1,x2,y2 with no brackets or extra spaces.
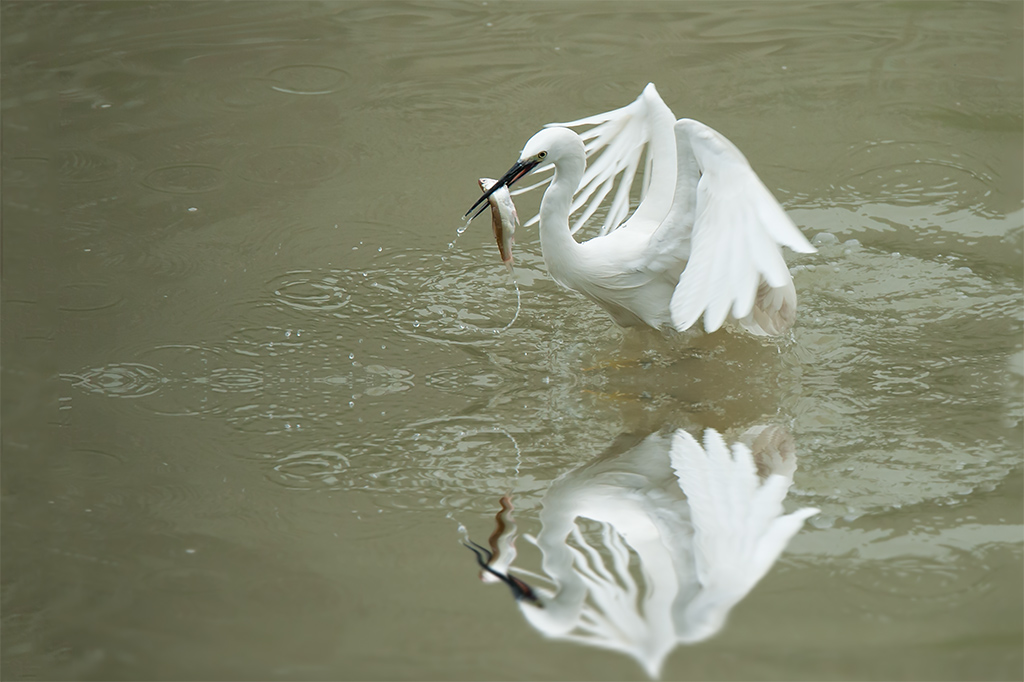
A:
64,346,274,418
787,234,1021,521
204,368,264,393
177,74,288,115
266,64,349,95
58,283,124,313
260,417,537,512
59,148,127,184
271,272,352,313
268,448,352,490
234,145,343,186
424,367,508,397
141,164,224,194
825,139,1001,210
260,249,526,344
64,363,165,398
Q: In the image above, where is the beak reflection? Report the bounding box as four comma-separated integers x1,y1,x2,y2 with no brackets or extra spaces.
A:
463,540,542,606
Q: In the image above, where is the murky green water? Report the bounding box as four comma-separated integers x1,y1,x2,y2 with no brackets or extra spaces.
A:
2,2,1021,680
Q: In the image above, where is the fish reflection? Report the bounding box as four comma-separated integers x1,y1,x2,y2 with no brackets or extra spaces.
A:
463,493,543,605
464,426,818,678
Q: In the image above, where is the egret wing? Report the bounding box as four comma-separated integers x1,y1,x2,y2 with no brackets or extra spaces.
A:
665,119,816,334
515,83,677,237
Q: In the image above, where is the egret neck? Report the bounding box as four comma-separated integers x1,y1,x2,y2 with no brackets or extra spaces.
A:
537,141,585,286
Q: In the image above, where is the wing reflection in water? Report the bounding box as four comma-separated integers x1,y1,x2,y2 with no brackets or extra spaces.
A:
464,426,819,678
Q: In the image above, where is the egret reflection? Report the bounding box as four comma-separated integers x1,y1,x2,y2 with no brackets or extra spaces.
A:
464,426,818,678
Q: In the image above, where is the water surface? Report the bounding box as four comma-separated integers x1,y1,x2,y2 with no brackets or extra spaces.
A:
2,2,1021,680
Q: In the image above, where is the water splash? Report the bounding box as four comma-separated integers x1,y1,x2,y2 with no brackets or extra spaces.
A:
443,219,523,334
492,275,521,335
447,218,472,252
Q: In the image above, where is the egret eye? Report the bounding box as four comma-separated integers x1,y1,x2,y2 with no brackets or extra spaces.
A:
537,151,547,160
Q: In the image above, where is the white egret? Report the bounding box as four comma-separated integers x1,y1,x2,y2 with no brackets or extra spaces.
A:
465,83,816,335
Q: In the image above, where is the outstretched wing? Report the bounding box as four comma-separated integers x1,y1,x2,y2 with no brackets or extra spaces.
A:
663,119,816,334
514,83,677,237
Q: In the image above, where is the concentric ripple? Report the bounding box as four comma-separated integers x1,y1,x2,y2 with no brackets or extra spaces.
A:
64,363,165,398
268,447,352,490
141,164,224,194
64,346,272,418
204,367,264,393
271,272,352,313
58,148,126,184
266,64,349,95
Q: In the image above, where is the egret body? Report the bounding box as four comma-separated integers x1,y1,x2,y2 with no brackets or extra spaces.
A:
466,84,816,336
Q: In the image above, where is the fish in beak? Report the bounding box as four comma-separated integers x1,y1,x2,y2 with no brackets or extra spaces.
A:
464,158,540,221
477,178,518,271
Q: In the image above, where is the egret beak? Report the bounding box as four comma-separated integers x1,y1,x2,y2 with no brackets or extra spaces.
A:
464,158,541,221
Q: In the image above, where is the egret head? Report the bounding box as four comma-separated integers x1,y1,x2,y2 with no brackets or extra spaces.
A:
464,127,584,220
519,126,584,166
